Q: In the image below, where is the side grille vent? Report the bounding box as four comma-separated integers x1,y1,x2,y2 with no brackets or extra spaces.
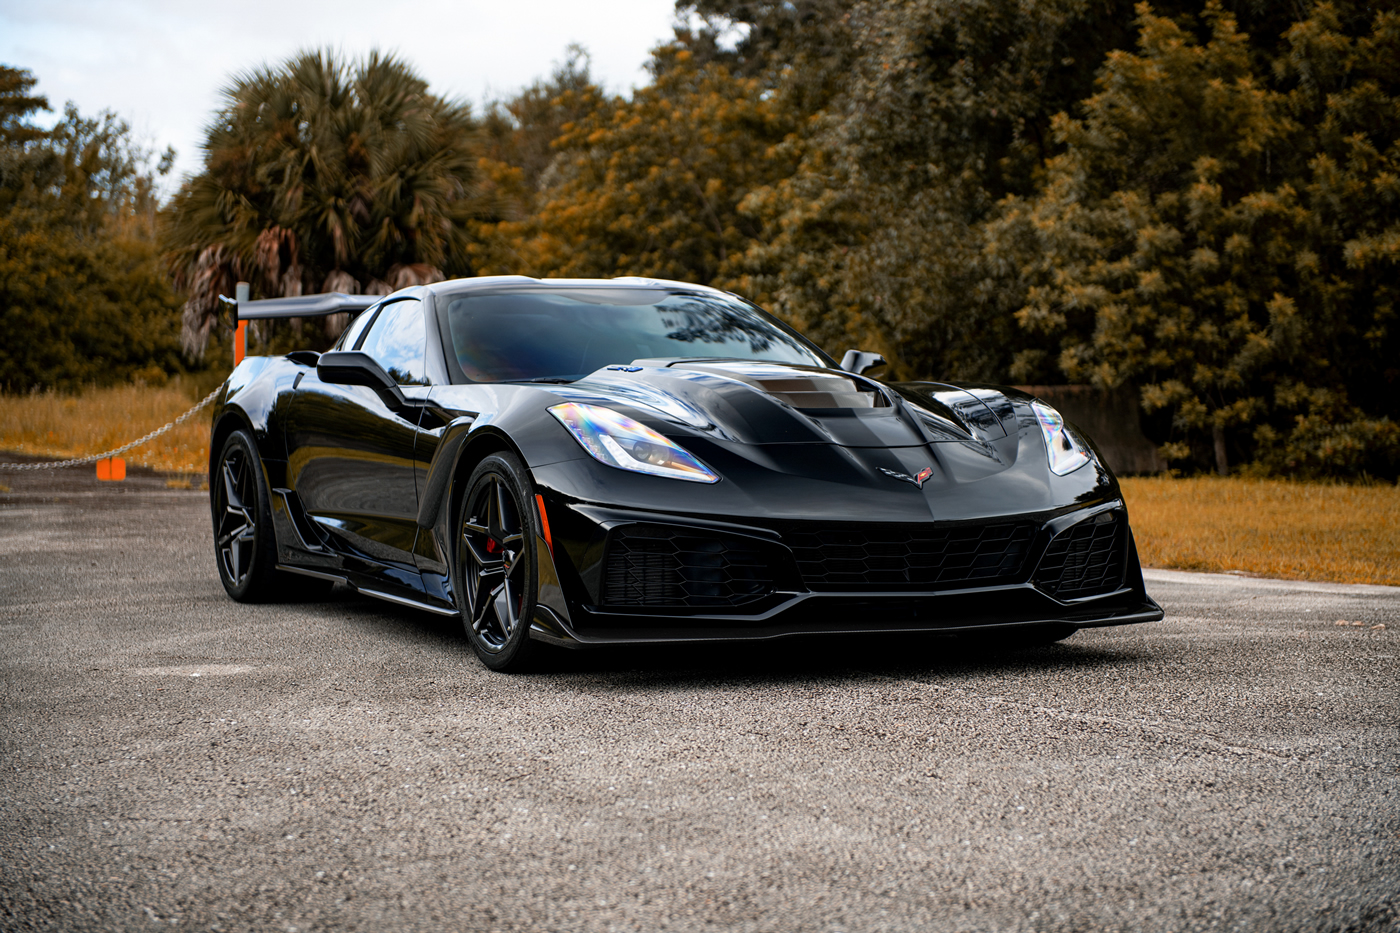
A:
602,525,775,608
1035,511,1126,599
783,522,1036,590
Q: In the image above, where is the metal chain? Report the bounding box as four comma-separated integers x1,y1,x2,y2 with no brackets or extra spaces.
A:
0,385,223,472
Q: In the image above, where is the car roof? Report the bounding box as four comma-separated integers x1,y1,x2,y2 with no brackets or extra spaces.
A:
422,275,732,300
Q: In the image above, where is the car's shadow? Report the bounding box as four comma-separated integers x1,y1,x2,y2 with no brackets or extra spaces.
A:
309,585,1147,686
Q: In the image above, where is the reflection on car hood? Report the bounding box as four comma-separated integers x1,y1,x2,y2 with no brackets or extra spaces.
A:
547,359,1016,450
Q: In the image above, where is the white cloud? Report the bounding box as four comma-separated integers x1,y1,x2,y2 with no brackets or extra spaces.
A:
1,0,679,187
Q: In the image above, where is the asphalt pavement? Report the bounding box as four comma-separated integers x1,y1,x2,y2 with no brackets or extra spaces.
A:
1,462,1397,932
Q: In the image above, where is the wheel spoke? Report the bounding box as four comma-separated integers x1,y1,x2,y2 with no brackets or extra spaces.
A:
494,575,516,636
486,479,503,542
463,533,497,565
218,521,251,547
221,461,244,511
473,579,505,632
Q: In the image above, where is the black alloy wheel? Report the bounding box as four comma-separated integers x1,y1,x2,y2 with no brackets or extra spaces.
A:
456,452,540,671
211,429,283,601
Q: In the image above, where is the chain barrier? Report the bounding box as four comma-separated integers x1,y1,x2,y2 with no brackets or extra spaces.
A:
0,385,223,472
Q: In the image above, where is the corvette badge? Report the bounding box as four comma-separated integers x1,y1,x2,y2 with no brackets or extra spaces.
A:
880,466,934,489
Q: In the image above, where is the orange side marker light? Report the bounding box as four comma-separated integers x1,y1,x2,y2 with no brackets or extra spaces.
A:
535,494,554,556
234,320,248,366
96,457,126,481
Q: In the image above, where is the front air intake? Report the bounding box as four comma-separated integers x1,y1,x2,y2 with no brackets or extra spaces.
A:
781,521,1036,590
601,525,776,608
1034,511,1127,599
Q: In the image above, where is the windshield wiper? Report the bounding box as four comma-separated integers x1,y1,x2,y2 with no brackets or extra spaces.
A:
504,376,578,384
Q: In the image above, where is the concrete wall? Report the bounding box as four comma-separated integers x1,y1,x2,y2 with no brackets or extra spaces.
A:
1015,385,1166,475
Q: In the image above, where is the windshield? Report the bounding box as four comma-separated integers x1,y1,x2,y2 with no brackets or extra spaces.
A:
442,287,831,383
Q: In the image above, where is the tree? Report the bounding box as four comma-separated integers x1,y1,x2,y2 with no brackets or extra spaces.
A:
728,0,1169,377
1,66,183,391
162,50,485,355
471,44,800,287
996,2,1399,477
478,44,603,196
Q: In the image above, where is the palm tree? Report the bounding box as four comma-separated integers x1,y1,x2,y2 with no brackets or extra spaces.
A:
163,49,484,355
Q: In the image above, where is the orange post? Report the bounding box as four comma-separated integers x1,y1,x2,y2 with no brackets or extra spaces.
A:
233,281,250,367
96,457,126,481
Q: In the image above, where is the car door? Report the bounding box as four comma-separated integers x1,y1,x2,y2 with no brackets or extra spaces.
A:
285,297,431,588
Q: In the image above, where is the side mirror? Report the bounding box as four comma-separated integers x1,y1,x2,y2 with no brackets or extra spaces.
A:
840,350,886,376
317,351,409,410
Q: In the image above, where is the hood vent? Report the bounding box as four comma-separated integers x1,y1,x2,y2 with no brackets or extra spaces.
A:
679,363,888,410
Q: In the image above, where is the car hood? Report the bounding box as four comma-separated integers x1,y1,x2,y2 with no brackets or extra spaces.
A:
531,358,1067,488
551,359,1014,448
428,359,1113,521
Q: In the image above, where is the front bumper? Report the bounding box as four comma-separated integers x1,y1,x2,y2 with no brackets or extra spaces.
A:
529,495,1164,646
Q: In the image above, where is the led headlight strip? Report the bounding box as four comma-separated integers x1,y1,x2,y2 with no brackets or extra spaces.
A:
1031,400,1092,475
548,402,720,483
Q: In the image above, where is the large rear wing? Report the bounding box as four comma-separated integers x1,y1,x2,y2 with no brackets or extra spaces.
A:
217,291,380,327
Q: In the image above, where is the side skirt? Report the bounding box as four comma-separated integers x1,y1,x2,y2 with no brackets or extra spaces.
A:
276,564,460,618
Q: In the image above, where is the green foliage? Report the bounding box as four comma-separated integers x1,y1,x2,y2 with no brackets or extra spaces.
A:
478,44,603,198
998,2,1399,477
729,0,1153,377
670,0,1397,477
162,50,485,356
472,45,799,287
0,65,183,392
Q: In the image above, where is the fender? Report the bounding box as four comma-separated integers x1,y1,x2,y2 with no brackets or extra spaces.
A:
415,386,593,530
416,414,480,529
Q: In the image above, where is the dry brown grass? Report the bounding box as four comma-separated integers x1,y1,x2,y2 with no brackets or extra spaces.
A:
1121,475,1400,586
5,384,1397,585
0,378,211,475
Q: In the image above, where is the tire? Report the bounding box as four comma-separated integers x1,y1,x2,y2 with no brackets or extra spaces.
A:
211,428,287,602
453,452,541,672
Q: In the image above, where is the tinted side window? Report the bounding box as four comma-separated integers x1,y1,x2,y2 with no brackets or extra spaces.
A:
335,305,379,350
359,300,429,386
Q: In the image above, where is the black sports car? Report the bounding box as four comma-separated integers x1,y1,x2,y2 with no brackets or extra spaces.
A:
209,275,1162,670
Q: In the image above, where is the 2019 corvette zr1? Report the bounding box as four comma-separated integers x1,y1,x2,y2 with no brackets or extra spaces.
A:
209,275,1162,670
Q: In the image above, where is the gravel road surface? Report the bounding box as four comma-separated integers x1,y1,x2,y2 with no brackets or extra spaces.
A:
2,463,1397,932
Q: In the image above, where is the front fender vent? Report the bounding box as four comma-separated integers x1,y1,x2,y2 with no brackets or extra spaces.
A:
1034,510,1127,600
602,524,776,608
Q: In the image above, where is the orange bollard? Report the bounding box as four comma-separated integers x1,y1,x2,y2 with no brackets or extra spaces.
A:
234,320,247,366
96,457,126,481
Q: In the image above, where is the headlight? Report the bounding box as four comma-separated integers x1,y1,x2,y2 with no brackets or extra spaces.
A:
549,402,720,483
1031,401,1092,475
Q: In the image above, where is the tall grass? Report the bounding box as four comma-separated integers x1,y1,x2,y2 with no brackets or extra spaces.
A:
1121,475,1400,586
0,377,214,474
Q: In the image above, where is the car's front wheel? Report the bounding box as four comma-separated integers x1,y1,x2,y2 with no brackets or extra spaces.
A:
454,452,541,672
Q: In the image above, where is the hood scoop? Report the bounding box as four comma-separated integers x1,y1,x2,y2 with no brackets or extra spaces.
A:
578,359,934,448
671,361,887,410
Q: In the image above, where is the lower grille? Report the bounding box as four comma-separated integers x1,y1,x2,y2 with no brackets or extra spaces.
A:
783,521,1036,590
1035,511,1126,599
602,525,775,608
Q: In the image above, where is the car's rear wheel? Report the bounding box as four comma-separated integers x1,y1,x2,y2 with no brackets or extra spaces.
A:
212,429,285,602
455,452,540,672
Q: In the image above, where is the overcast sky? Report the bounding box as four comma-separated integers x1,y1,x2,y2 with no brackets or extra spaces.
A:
1,0,683,187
